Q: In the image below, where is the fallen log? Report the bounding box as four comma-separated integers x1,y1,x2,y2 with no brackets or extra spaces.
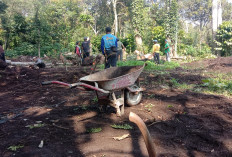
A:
6,60,53,67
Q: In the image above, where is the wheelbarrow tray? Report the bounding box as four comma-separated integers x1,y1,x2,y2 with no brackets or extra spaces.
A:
80,64,145,92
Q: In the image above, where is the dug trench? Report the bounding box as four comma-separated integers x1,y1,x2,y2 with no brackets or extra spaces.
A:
0,61,232,157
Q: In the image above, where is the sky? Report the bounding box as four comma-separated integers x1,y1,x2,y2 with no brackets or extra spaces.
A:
228,0,232,3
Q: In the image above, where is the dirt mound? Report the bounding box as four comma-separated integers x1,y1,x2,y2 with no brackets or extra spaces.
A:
184,56,232,73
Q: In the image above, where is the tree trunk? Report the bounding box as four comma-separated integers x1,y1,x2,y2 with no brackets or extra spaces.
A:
38,29,41,58
135,30,143,51
212,0,222,55
174,30,178,57
112,0,118,36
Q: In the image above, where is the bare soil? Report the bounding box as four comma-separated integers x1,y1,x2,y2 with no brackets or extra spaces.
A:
0,57,232,157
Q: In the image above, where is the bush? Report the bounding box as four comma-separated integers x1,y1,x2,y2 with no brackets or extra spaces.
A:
7,42,36,57
91,35,102,54
215,21,232,56
121,34,136,54
5,50,18,58
179,44,212,57
152,26,166,52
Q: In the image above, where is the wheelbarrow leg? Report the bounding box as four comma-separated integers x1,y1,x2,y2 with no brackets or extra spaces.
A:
120,89,125,115
112,91,124,117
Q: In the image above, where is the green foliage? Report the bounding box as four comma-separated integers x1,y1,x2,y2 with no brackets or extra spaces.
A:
79,14,93,23
164,0,179,41
179,44,212,57
25,123,45,129
201,78,232,95
121,34,136,54
92,96,98,103
215,21,232,56
86,127,102,133
0,1,7,14
170,78,180,87
6,42,36,57
91,35,102,54
111,124,133,130
145,103,154,112
152,26,166,51
180,0,212,29
116,60,180,71
131,0,146,36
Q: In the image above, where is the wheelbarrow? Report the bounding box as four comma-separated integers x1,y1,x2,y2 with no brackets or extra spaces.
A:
42,64,146,116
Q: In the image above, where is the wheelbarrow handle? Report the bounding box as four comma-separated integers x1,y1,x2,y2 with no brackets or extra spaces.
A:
41,81,53,85
41,81,72,87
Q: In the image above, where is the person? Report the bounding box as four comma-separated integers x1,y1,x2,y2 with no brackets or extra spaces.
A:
75,41,82,65
116,38,125,61
101,27,118,69
81,37,90,59
0,41,5,62
164,39,171,62
152,40,160,64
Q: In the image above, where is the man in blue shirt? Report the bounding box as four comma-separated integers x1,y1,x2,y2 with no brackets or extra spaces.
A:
101,27,118,69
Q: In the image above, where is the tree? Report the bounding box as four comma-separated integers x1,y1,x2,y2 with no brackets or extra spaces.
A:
164,0,179,57
131,0,146,50
212,0,222,32
180,0,212,29
215,21,232,56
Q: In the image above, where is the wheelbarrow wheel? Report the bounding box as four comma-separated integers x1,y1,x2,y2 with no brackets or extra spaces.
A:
125,87,142,107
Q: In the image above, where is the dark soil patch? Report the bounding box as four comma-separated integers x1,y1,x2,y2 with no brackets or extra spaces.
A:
0,57,232,157
183,56,232,73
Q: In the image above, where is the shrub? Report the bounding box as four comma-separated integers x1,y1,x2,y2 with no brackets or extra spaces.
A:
91,35,102,54
215,21,232,56
121,34,136,54
13,42,36,56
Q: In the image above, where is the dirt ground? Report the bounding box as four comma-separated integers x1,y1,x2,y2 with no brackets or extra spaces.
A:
0,56,232,157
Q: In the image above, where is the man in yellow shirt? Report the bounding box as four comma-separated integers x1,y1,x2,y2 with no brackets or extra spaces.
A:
153,40,160,64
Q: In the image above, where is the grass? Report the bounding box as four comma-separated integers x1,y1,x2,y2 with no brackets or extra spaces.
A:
111,124,133,130
170,78,180,87
99,60,180,71
178,83,195,90
86,127,102,133
201,78,232,95
73,105,90,111
25,123,45,129
117,60,180,71
145,103,155,112
8,145,24,151
92,96,98,103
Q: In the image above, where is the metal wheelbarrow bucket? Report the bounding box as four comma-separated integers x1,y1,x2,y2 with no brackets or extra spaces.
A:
42,64,146,116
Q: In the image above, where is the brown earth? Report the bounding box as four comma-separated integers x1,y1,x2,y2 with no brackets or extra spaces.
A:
183,56,232,74
0,57,232,157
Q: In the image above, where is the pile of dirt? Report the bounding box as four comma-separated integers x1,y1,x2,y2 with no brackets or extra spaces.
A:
184,56,232,73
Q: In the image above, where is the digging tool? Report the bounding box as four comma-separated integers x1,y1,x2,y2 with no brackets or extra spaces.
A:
129,112,156,157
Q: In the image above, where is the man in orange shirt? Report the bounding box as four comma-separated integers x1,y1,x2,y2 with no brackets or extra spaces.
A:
153,40,160,64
